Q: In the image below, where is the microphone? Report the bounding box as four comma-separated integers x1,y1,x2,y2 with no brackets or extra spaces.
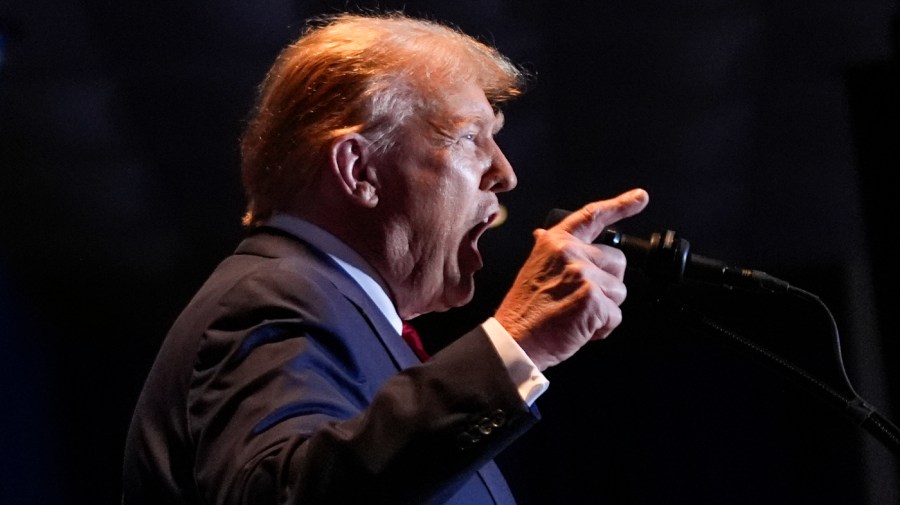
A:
544,209,793,293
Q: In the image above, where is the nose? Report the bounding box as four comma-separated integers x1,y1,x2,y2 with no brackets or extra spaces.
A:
483,142,517,193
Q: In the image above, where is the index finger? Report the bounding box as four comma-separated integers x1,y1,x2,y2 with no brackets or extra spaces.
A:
553,188,649,243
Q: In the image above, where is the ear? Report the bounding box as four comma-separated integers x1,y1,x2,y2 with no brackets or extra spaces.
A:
329,133,379,208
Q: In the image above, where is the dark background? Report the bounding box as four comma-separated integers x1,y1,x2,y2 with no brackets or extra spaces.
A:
2,1,899,504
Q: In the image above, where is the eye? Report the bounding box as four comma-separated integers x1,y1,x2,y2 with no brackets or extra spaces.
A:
462,133,477,142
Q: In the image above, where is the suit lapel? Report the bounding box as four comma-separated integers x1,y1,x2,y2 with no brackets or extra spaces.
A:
316,255,423,369
235,228,422,370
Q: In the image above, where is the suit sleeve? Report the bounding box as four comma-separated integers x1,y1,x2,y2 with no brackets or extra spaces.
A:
187,268,540,505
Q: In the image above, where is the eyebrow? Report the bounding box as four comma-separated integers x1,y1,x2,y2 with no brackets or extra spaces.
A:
448,109,505,134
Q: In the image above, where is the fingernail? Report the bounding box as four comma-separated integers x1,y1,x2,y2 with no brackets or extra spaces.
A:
629,188,648,201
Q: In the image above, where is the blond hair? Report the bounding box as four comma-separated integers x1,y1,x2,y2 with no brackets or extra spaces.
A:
239,12,526,226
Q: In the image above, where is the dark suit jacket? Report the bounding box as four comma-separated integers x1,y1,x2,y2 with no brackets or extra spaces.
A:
122,226,540,504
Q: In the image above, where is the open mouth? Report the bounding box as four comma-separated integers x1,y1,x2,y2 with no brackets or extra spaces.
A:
468,211,499,245
461,210,500,271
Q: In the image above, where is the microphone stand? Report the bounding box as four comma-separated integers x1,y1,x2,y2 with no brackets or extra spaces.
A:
658,282,900,457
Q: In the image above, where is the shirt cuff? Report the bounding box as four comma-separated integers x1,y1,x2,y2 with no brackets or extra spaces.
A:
481,317,550,406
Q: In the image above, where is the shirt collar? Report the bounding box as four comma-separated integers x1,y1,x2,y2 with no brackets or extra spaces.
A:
263,213,403,335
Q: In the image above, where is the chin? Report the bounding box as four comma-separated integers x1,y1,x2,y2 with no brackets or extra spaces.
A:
419,269,476,314
444,278,476,310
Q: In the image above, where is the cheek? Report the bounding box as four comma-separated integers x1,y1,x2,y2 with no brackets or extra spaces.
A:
409,151,483,246
412,171,468,224
426,187,472,246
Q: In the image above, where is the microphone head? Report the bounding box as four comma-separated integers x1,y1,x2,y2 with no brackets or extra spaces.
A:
542,208,688,284
543,208,571,229
541,209,792,293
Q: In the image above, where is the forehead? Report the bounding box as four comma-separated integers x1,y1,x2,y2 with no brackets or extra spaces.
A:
427,82,504,129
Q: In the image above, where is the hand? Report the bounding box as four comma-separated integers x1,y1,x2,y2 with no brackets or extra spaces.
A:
494,188,650,371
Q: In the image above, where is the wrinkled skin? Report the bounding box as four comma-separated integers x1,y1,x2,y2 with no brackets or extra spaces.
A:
495,188,650,371
370,82,517,319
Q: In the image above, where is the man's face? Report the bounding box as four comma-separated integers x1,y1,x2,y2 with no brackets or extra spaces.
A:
379,81,517,318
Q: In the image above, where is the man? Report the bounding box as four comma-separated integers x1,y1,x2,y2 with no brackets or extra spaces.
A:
122,11,649,505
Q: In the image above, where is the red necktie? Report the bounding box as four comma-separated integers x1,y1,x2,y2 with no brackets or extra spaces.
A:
401,321,430,361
